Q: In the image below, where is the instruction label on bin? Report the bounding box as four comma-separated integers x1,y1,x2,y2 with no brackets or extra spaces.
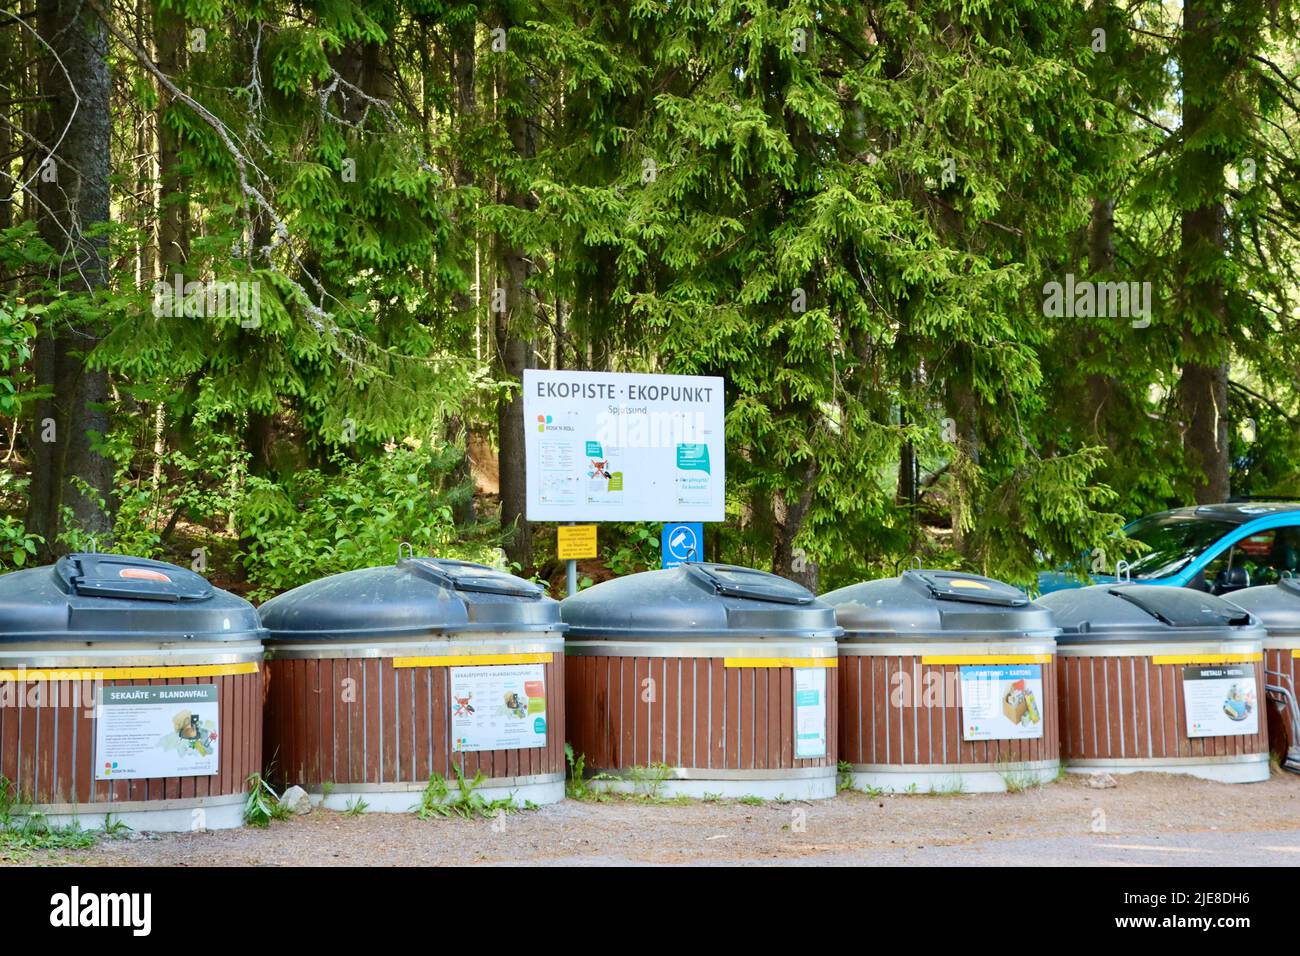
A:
95,684,219,780
960,665,1044,741
794,668,827,759
450,664,547,752
1184,664,1258,738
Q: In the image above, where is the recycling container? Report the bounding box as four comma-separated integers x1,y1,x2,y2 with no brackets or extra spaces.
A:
259,555,567,810
0,552,265,831
1225,578,1300,770
560,563,842,800
822,570,1061,793
1038,584,1269,782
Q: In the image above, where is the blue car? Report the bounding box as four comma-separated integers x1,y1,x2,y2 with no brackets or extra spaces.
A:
1037,502,1300,596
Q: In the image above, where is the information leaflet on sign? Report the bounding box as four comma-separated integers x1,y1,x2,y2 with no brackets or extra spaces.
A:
95,684,220,780
960,664,1044,741
523,370,725,522
1184,664,1259,738
794,667,827,759
450,664,548,752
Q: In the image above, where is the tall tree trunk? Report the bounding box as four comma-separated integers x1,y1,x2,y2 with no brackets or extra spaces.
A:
150,0,187,500
773,463,818,590
445,20,477,527
26,0,114,557
1084,195,1118,441
153,0,188,273
494,25,535,569
0,21,10,245
947,378,980,557
1176,0,1231,504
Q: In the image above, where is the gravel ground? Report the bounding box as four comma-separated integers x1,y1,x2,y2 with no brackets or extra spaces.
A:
13,770,1300,866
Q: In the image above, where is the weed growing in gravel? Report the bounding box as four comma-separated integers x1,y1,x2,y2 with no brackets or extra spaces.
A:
626,763,671,799
244,772,292,828
417,765,526,820
998,767,1042,793
837,760,853,792
342,797,370,817
701,792,723,803
0,775,116,861
926,778,967,796
564,744,602,801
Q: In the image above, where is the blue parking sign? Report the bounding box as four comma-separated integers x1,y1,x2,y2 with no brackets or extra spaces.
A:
661,522,704,569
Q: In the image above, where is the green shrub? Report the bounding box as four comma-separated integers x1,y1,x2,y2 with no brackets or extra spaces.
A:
0,515,40,571
236,441,501,600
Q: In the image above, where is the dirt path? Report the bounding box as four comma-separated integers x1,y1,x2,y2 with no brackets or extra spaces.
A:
14,771,1300,867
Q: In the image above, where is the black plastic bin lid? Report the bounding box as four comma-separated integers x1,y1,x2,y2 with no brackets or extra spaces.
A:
820,569,1056,639
258,556,564,642
559,563,842,640
0,553,265,643
1038,583,1261,643
1225,576,1300,634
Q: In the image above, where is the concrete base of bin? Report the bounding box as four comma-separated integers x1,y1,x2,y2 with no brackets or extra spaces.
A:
22,793,247,832
584,767,837,801
303,772,566,812
1065,754,1270,784
845,759,1060,794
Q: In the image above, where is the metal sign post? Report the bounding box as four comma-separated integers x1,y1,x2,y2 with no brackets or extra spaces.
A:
567,523,578,597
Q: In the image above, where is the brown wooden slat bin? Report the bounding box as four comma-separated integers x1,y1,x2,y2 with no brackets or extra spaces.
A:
259,556,567,811
0,553,266,830
823,570,1062,793
1040,584,1270,783
1216,579,1300,771
561,564,842,800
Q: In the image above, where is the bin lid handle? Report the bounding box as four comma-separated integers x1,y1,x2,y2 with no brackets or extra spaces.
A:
1108,587,1253,628
402,557,544,598
684,563,814,605
902,570,1030,607
55,554,212,602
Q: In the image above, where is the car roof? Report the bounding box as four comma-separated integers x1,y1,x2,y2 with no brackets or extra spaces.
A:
1149,502,1300,525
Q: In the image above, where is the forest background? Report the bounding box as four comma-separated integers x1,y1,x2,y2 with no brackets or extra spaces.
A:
2,0,1299,599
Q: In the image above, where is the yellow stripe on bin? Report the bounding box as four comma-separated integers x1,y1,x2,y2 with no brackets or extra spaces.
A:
392,652,553,669
0,661,259,682
723,657,837,669
1151,652,1262,665
920,654,1052,665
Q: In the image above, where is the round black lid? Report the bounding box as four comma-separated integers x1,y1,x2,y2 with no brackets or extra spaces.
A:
1226,576,1300,633
559,563,842,640
1037,583,1262,643
258,557,564,641
0,553,264,643
820,570,1057,639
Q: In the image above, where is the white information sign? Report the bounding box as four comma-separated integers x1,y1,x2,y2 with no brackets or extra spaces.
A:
523,369,725,522
95,684,219,780
1184,664,1259,738
450,663,548,752
794,667,827,759
960,664,1044,741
